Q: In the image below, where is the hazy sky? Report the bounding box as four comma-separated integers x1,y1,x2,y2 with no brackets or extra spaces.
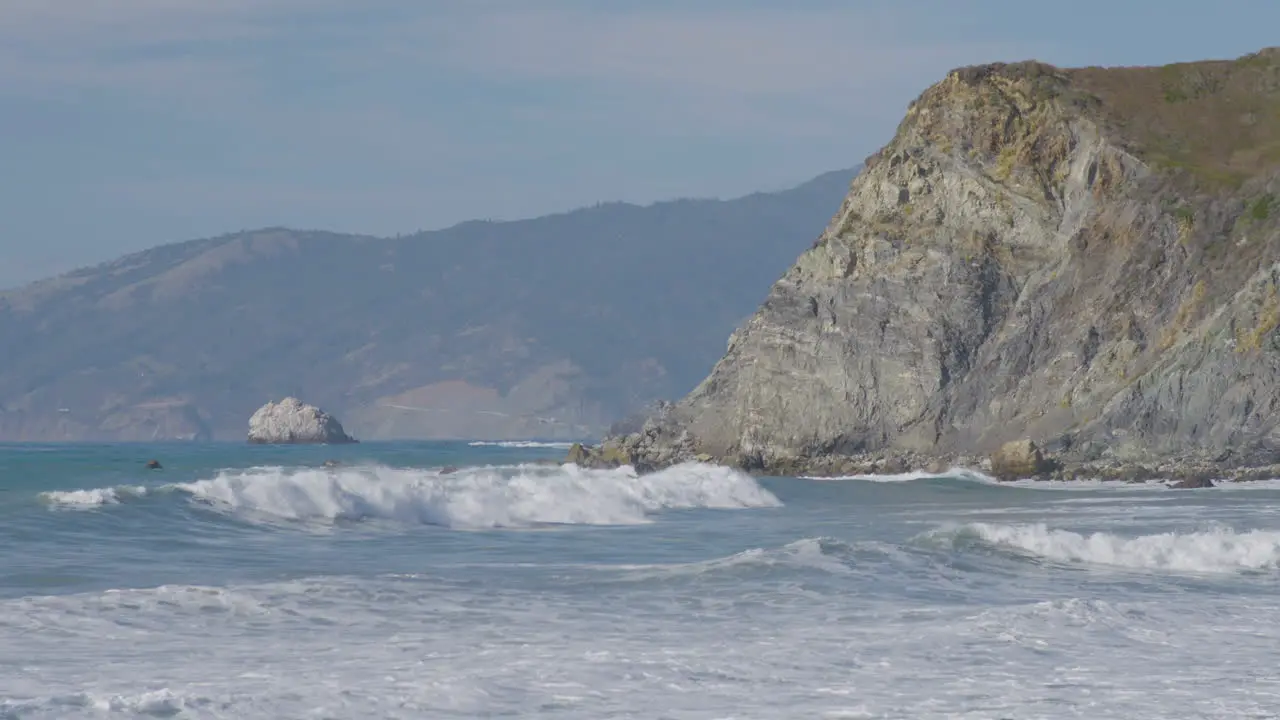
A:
1,1,1277,289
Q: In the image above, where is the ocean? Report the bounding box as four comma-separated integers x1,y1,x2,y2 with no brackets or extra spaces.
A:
2,441,1280,718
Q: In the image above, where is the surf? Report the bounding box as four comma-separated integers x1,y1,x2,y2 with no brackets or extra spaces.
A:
922,521,1280,573
41,461,781,530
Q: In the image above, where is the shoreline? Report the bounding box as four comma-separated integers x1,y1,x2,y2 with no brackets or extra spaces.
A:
565,441,1280,488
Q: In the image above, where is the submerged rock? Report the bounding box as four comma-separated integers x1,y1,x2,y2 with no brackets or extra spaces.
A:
247,397,357,445
1168,475,1216,489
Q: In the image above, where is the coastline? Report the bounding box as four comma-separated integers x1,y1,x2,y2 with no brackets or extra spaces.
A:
565,440,1280,487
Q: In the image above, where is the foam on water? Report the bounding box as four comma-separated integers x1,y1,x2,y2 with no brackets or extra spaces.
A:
808,466,1280,494
467,440,576,449
40,485,148,509
614,537,864,580
932,521,1280,572
6,568,1280,719
812,467,1182,491
804,467,996,483
0,688,206,718
170,461,780,528
14,442,1280,718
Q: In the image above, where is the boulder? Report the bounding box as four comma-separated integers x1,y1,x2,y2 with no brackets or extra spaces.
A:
1168,474,1216,489
990,439,1051,481
247,397,357,445
566,442,591,465
564,441,634,469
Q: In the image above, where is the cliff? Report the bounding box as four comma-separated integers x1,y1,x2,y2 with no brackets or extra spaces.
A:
585,48,1280,480
0,170,854,442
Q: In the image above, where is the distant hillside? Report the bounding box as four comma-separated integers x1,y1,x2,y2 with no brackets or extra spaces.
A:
0,169,856,441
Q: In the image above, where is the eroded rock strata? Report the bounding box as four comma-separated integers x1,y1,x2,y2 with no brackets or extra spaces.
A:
572,49,1280,482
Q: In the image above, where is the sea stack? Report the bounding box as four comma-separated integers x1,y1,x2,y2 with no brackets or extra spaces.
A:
247,397,358,445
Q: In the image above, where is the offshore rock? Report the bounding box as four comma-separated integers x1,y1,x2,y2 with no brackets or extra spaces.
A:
581,47,1280,482
247,397,357,445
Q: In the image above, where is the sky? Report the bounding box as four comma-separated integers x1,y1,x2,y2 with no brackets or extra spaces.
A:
1,1,1277,289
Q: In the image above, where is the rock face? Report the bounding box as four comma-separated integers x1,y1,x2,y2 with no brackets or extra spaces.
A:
578,48,1280,480
247,397,357,445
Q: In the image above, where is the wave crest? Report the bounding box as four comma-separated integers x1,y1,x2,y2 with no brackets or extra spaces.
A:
467,441,575,449
41,485,149,509
928,522,1280,573
809,468,996,483
175,461,780,528
0,688,207,718
615,537,862,581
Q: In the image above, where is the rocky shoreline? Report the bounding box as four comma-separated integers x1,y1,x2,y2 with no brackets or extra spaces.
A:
565,436,1280,489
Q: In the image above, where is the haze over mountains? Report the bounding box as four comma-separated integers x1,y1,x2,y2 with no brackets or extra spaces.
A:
590,47,1280,478
0,169,856,442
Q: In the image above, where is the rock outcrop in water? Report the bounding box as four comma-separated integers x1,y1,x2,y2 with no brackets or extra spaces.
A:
247,397,357,445
576,47,1280,482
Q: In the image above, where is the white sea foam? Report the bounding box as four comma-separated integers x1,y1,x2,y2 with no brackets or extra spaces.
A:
172,462,780,528
467,440,576,449
942,522,1280,572
807,467,997,483
40,485,148,509
616,537,862,580
7,570,1280,719
21,448,1280,718
0,688,208,718
811,468,1228,493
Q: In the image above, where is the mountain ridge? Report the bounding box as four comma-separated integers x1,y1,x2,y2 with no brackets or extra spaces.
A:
0,168,857,442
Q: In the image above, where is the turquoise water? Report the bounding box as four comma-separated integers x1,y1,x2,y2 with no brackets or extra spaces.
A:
4,442,1280,718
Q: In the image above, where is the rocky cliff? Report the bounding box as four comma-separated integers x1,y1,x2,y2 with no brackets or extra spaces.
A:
585,48,1280,479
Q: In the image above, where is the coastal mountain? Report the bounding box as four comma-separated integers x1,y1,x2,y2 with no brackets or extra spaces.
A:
0,169,856,442
591,47,1280,477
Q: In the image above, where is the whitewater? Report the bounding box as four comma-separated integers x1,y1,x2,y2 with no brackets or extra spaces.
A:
4,441,1280,718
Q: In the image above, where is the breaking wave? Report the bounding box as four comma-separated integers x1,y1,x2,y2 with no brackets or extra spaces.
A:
180,462,780,528
615,537,864,580
0,688,210,718
925,522,1280,573
40,462,780,529
467,441,576,449
811,467,997,483
41,486,150,509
